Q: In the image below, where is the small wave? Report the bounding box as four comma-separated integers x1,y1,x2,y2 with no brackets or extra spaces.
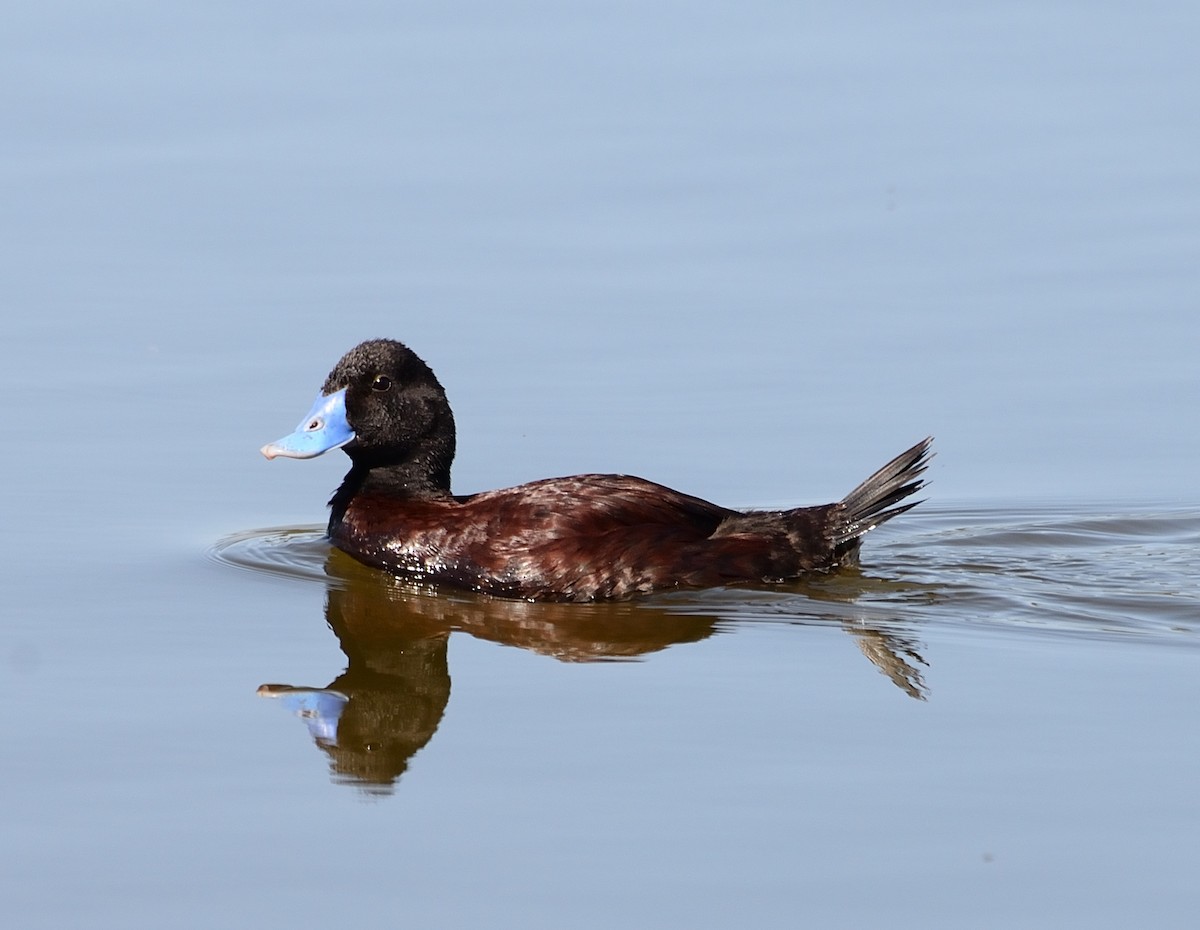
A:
210,525,331,584
881,504,1200,644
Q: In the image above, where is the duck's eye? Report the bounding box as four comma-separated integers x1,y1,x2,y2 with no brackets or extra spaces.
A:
371,374,393,393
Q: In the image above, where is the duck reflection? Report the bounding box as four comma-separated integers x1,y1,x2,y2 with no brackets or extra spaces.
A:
259,548,930,793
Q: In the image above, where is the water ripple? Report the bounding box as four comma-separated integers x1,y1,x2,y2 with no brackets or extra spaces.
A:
210,525,331,584
880,504,1200,644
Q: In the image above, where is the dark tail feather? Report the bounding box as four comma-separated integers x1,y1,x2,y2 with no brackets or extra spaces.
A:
832,437,933,545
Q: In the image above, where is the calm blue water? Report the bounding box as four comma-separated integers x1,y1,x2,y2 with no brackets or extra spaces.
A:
3,2,1199,927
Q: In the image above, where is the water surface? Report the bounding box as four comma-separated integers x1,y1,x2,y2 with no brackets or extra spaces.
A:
3,1,1200,927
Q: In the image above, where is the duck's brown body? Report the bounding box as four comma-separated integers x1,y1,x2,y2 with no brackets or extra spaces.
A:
332,475,844,601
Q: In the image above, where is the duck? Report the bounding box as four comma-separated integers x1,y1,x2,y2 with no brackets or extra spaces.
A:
262,339,932,602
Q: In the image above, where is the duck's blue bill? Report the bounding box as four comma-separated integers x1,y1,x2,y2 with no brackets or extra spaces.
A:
260,388,354,460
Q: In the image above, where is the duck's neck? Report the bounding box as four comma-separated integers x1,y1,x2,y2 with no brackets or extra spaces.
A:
328,445,455,528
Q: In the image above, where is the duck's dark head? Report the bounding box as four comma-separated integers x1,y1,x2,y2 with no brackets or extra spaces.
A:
262,339,456,496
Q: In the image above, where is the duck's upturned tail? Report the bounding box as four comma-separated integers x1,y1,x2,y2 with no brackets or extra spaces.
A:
832,437,933,546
